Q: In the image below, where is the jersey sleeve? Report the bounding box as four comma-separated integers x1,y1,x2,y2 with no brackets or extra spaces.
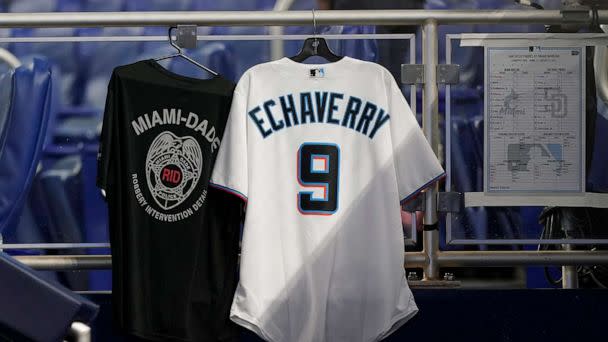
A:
386,73,445,203
96,71,117,192
210,82,249,202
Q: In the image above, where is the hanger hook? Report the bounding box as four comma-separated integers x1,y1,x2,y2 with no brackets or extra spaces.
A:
168,26,181,53
312,9,317,37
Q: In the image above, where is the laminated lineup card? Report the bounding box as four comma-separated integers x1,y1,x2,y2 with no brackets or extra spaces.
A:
484,46,585,193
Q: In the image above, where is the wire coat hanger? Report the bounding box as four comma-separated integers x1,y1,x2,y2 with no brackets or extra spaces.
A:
289,9,343,63
155,26,218,76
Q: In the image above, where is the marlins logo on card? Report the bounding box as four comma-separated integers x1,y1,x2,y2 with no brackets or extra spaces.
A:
145,131,203,210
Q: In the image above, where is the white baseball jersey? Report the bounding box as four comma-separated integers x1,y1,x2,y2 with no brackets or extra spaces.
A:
210,56,444,342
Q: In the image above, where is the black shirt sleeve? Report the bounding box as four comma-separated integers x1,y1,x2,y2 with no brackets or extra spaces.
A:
97,71,117,191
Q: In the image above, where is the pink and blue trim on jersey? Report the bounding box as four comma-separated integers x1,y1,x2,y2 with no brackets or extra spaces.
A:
400,172,446,205
209,182,248,202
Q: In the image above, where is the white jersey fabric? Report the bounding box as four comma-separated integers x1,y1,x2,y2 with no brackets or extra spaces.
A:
211,56,445,342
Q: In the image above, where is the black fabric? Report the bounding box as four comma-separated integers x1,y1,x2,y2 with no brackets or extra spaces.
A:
97,60,241,342
585,45,597,177
188,187,242,342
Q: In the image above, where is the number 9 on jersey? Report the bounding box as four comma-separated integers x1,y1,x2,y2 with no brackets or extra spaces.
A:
297,143,340,215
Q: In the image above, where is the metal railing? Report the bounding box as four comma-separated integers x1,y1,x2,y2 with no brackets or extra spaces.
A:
66,322,92,342
2,9,608,286
14,249,608,270
1,10,607,27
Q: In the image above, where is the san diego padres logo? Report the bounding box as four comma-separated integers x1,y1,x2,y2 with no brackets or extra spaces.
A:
145,131,203,210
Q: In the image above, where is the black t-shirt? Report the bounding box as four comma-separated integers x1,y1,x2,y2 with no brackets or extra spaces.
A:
97,60,241,342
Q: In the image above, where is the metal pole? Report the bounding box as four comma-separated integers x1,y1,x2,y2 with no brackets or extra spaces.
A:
560,210,580,288
422,231,440,279
0,33,415,44
562,253,579,288
13,250,608,270
432,250,608,267
269,0,296,61
0,48,21,68
561,240,579,288
67,322,91,342
1,10,608,28
1,8,606,277
404,252,427,269
422,19,440,281
15,255,111,270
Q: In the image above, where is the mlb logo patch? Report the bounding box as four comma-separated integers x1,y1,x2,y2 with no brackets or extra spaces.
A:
309,68,325,78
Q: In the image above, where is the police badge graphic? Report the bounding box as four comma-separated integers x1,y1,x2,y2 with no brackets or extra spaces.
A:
145,131,203,210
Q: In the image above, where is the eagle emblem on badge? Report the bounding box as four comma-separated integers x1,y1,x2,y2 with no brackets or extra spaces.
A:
145,131,203,210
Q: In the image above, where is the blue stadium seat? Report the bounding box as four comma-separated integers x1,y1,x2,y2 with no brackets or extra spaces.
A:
191,0,269,10
309,25,378,62
217,26,270,78
0,251,98,341
450,117,475,192
337,25,378,62
448,113,521,243
9,28,79,105
0,27,9,52
477,0,511,8
169,42,237,81
467,117,494,244
282,25,314,58
80,143,111,291
125,0,192,11
475,1,545,33
81,0,124,11
452,118,492,243
6,202,48,253
52,116,101,145
39,114,108,291
35,156,85,247
0,69,10,132
424,0,543,89
8,1,78,106
280,0,317,56
468,116,484,188
77,27,144,108
29,155,89,290
535,0,560,10
8,0,57,12
417,87,483,120
0,58,52,237
0,70,46,249
56,0,82,12
463,1,544,87
424,1,478,87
